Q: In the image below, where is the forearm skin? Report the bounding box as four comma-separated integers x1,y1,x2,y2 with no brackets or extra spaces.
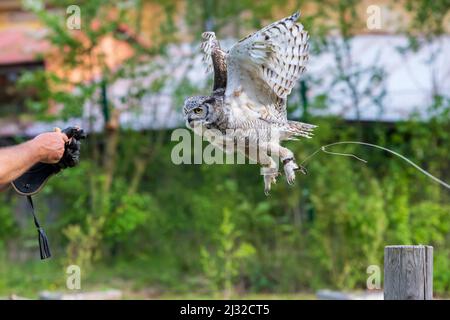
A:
0,141,42,185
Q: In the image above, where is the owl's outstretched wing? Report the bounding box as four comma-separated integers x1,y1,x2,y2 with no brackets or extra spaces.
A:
200,32,227,91
225,12,309,122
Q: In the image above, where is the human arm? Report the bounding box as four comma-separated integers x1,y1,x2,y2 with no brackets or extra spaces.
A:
0,130,68,185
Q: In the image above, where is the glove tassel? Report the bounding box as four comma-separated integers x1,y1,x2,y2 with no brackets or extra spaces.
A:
27,196,52,260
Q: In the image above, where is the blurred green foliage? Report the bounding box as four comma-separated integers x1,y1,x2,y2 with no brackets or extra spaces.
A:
2,117,449,296
0,0,449,298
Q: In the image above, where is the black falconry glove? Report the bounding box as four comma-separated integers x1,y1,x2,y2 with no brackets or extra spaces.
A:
11,126,87,260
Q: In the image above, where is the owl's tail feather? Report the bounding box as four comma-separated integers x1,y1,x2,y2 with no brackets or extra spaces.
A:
286,120,316,139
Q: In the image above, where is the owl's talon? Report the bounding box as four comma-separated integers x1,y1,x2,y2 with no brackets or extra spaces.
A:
271,172,279,185
295,165,308,175
283,159,298,185
263,170,279,195
286,174,295,185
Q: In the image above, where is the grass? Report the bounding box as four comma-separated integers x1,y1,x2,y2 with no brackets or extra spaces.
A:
0,256,317,300
0,256,446,300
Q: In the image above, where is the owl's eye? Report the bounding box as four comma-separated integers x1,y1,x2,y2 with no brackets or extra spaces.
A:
193,108,203,114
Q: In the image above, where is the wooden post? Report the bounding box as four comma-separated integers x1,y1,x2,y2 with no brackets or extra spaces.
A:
384,245,433,300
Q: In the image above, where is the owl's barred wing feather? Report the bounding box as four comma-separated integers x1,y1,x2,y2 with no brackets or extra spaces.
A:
200,32,227,91
225,12,309,121
200,32,217,74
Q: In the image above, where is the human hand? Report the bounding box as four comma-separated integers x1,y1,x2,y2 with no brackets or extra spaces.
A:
32,128,69,164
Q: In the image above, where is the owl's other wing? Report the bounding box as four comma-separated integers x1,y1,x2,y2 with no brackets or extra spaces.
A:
200,32,227,91
225,12,309,121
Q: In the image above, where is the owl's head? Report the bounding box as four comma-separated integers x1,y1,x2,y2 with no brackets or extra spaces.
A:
183,95,218,128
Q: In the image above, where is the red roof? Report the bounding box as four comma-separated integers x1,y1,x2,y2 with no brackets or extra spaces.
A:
0,27,49,65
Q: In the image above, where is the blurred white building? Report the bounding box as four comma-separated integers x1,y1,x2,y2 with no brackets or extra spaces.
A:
13,34,449,137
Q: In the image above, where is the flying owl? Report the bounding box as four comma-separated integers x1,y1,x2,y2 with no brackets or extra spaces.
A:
183,11,316,194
